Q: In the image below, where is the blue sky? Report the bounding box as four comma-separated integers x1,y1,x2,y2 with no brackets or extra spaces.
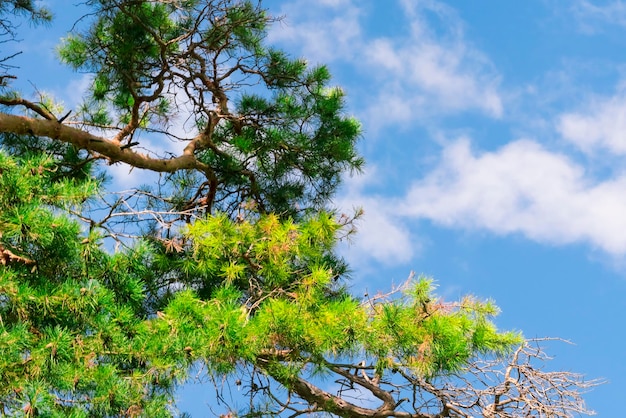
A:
10,0,626,415
265,1,624,415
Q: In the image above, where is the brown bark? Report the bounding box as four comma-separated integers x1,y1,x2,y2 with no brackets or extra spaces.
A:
0,112,214,176
252,338,601,418
257,354,430,418
0,243,35,266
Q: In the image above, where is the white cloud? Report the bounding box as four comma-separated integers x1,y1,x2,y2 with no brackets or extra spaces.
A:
335,168,415,267
558,87,626,154
107,164,160,190
396,138,626,255
361,26,503,129
266,1,626,259
60,74,93,109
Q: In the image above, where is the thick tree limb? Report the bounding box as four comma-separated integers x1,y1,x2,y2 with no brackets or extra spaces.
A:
0,112,215,177
257,354,431,418
0,243,35,266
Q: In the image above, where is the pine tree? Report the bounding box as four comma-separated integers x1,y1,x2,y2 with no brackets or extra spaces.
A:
0,1,599,416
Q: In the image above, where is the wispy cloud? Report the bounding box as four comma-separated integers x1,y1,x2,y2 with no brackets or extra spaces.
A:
380,0,503,117
267,0,362,64
267,0,503,134
570,0,626,31
360,17,502,131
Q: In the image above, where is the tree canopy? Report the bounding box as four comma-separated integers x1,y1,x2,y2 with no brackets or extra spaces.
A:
0,1,599,417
